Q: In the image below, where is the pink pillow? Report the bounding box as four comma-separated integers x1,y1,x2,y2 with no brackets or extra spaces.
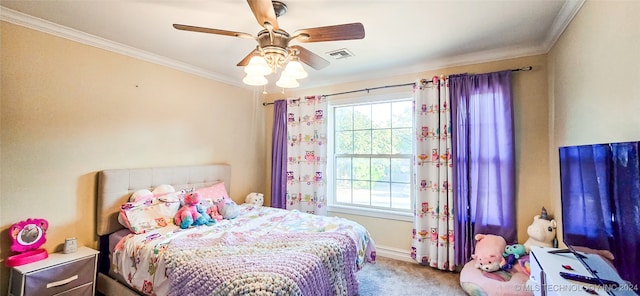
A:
196,182,231,206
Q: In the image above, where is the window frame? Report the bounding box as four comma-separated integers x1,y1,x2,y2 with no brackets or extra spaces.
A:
327,92,414,222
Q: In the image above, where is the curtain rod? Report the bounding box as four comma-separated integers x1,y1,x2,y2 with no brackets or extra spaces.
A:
262,66,532,106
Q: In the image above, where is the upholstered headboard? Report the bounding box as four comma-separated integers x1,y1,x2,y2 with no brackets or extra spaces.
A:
96,164,231,236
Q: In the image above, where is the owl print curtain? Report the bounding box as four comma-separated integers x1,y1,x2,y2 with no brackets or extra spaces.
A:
411,77,455,271
285,96,328,215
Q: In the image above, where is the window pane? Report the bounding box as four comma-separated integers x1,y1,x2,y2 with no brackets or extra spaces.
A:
335,107,352,131
391,183,411,209
371,129,391,154
336,131,353,154
330,98,414,213
336,157,352,179
336,180,352,203
372,181,391,208
392,128,413,154
353,130,371,154
353,158,370,180
391,158,411,182
353,181,370,205
392,101,413,128
371,158,390,182
353,105,371,129
372,103,391,128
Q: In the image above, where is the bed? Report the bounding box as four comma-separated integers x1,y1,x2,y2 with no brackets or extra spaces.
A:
95,164,376,296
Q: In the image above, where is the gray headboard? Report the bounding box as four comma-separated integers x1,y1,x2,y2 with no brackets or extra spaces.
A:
96,164,231,236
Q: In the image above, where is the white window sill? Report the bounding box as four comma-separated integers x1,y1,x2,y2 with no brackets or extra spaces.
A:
327,204,413,222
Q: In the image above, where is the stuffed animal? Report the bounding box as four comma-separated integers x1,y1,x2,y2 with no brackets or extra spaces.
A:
219,199,240,219
504,244,527,259
472,234,507,272
523,208,557,253
205,203,224,221
245,192,264,207
174,192,210,229
195,200,220,224
501,254,518,271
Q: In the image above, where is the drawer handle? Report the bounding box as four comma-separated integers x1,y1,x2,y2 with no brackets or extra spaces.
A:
46,275,78,288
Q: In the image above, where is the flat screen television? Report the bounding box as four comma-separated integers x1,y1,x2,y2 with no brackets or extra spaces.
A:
559,140,639,292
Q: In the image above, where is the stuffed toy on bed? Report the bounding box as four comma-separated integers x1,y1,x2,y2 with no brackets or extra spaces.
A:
245,192,264,207
523,207,557,253
174,192,210,229
219,199,240,219
472,234,507,272
503,244,526,259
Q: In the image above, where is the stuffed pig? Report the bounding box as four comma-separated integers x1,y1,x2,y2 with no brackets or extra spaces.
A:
472,234,507,272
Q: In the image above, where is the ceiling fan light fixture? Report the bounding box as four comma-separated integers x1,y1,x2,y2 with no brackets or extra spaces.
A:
282,59,308,79
276,74,299,88
244,56,272,75
242,73,268,86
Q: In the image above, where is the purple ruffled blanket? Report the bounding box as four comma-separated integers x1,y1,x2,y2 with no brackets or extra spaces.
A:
164,232,359,296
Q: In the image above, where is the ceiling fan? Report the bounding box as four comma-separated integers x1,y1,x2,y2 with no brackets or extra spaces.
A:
172,0,365,87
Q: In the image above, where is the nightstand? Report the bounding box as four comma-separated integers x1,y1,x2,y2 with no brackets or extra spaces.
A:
8,246,99,296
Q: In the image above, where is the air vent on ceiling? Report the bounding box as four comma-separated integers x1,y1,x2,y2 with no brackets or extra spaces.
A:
326,48,354,60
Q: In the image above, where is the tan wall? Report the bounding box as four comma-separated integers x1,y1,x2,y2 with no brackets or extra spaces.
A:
0,22,267,290
263,54,551,252
547,0,640,246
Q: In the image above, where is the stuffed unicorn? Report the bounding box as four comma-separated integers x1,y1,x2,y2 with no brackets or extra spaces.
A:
523,207,557,253
174,192,209,228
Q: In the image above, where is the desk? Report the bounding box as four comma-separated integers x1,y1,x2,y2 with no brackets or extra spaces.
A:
529,246,637,296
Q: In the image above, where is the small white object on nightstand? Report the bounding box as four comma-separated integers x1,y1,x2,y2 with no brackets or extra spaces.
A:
8,246,99,296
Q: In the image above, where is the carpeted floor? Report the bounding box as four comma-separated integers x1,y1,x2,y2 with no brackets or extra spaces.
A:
357,256,467,296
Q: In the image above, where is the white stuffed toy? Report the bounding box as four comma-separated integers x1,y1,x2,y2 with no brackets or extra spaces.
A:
245,192,264,207
524,207,557,253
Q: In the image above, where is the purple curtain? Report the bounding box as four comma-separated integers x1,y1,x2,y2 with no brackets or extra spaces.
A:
560,142,639,287
270,100,287,209
451,70,517,266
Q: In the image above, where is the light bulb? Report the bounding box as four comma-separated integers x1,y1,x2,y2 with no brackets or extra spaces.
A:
282,60,308,79
276,74,299,88
243,73,268,86
244,56,272,75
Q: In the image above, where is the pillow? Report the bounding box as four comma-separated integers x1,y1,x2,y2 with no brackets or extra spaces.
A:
118,189,153,227
152,184,175,196
152,184,183,203
196,182,231,205
129,189,153,202
119,199,180,234
195,182,237,218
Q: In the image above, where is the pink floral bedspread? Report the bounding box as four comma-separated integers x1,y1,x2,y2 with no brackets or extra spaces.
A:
111,204,376,296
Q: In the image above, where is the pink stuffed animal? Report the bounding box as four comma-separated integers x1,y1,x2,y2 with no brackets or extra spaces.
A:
472,234,507,272
174,192,209,229
206,203,224,221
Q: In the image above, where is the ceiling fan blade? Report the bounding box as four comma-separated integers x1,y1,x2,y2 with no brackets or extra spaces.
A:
247,0,279,30
237,49,259,67
290,45,330,70
173,24,254,39
293,23,365,43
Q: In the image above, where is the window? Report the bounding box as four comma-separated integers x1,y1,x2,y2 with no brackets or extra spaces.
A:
328,94,414,219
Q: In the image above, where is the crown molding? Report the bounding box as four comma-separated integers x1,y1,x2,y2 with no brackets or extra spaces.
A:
541,0,586,52
0,7,245,88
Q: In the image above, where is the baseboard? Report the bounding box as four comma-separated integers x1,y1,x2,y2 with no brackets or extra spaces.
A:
374,245,414,263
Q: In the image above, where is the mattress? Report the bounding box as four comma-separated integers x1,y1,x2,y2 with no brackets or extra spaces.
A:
111,204,376,295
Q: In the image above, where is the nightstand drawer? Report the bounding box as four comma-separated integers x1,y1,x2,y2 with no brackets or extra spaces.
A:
56,282,93,296
22,256,95,296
